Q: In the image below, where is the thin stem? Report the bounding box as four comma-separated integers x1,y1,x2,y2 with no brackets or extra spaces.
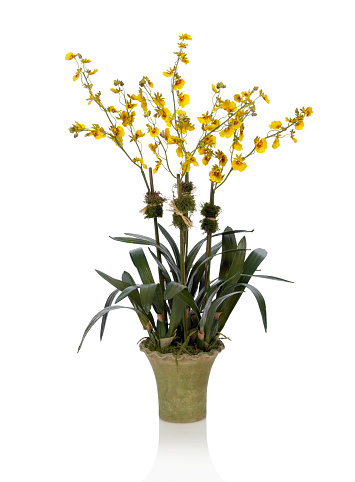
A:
204,182,214,293
149,168,167,323
177,174,187,342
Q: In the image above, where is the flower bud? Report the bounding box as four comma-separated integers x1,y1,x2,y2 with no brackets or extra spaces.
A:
253,86,258,91
216,82,226,89
74,132,78,138
77,53,82,59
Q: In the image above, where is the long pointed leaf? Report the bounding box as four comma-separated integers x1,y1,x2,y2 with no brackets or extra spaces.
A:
100,289,119,341
166,297,185,337
148,248,172,284
158,223,180,269
218,248,267,332
164,281,200,319
219,227,237,279
140,283,159,314
78,305,150,352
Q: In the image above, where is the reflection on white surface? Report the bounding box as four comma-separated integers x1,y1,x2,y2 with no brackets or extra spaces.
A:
143,418,224,482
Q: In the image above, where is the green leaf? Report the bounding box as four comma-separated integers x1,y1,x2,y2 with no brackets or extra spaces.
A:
158,223,181,269
100,289,119,341
148,248,172,284
120,270,156,329
217,236,247,305
95,270,142,307
166,297,185,337
219,227,237,280
241,274,293,283
129,248,164,314
187,241,222,295
140,283,159,314
122,271,136,285
201,291,244,343
218,248,267,332
164,281,200,320
78,305,150,352
111,235,175,268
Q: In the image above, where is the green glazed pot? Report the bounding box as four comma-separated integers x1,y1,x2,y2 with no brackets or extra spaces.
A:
140,340,224,423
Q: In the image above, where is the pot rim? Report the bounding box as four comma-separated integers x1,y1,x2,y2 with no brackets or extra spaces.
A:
139,339,225,361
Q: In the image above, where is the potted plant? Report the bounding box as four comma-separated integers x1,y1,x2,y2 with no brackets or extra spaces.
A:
66,34,312,423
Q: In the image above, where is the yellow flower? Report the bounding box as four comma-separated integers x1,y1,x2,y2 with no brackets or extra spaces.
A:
179,33,192,40
234,94,242,103
158,107,172,126
146,77,154,88
215,150,228,167
272,137,280,149
176,146,184,157
110,88,120,93
65,52,75,60
174,78,185,90
86,125,106,139
153,159,162,174
212,84,218,93
125,101,137,110
206,119,220,130
179,53,189,64
219,126,235,138
295,120,304,130
233,140,243,151
110,125,125,144
87,69,98,75
269,121,282,129
120,111,136,127
133,157,147,169
107,106,119,113
153,92,165,108
86,92,94,105
203,135,216,147
186,152,198,166
260,89,270,104
74,121,85,131
291,136,297,143
197,113,212,124
163,67,176,77
81,59,91,64
209,166,224,183
231,155,247,172
178,93,190,108
73,68,82,81
202,155,212,166
254,137,268,153
220,99,237,113
129,130,145,142
149,142,159,154
150,127,159,137
305,107,313,117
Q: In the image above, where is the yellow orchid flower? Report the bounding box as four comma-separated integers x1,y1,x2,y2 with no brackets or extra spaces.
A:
254,137,268,153
231,155,247,172
153,159,162,174
305,107,313,117
202,155,212,166
107,106,119,113
233,140,243,151
86,125,106,139
163,67,176,77
133,157,147,169
260,89,270,104
197,113,212,124
234,94,242,103
295,120,304,130
150,127,160,137
74,121,85,131
212,84,218,93
176,146,184,157
65,52,75,60
174,78,185,90
178,93,190,108
206,119,220,131
269,121,282,129
87,69,98,75
179,33,192,40
219,126,235,139
73,68,82,81
215,150,228,167
153,92,165,108
129,130,145,142
272,137,280,149
220,99,237,113
209,165,224,183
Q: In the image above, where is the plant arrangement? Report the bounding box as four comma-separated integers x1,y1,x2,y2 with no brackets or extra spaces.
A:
66,34,312,357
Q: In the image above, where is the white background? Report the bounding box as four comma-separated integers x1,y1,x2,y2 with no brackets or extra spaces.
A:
1,0,354,480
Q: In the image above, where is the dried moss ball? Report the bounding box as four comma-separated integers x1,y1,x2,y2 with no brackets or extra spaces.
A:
181,181,195,194
143,191,166,219
200,202,221,218
201,218,219,234
145,204,163,218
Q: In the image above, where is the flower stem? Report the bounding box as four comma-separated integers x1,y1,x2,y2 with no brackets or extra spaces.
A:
177,174,187,342
149,168,167,325
204,182,214,293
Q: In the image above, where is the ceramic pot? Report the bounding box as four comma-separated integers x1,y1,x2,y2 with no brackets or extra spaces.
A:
140,340,224,423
